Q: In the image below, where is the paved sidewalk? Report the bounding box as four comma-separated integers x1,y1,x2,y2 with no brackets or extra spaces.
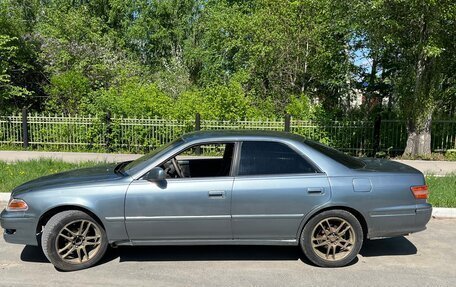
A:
393,159,456,176
1,151,456,175
0,151,141,164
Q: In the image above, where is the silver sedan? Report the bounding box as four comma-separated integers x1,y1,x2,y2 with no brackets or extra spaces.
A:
1,130,432,271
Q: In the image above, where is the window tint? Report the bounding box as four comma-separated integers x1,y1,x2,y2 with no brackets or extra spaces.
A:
238,141,317,176
303,140,365,169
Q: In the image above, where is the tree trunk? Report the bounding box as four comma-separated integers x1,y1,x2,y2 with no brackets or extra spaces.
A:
403,10,434,157
403,113,432,157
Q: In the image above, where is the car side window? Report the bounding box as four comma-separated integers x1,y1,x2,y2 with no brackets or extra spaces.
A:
160,142,235,178
238,141,317,176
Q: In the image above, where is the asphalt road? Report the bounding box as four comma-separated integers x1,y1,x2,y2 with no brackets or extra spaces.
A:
0,219,455,287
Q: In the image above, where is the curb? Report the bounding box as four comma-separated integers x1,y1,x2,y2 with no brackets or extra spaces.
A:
431,207,456,219
0,192,455,218
0,193,10,203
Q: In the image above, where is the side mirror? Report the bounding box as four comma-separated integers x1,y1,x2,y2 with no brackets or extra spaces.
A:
145,167,166,181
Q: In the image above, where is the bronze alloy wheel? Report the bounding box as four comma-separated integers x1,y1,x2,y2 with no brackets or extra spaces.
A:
55,220,102,264
300,209,363,267
41,210,108,271
311,217,355,261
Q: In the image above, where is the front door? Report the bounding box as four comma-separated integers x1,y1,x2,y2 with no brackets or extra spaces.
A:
125,142,235,242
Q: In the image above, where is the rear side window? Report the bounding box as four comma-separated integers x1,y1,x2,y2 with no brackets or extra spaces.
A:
238,141,317,176
303,140,365,169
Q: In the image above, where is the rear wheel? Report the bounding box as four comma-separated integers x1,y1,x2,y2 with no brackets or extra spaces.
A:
300,210,363,267
41,210,108,271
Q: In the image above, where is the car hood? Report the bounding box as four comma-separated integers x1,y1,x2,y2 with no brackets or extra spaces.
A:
359,158,421,174
12,163,127,195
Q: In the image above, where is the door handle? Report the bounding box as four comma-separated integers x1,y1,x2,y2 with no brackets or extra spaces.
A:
208,190,225,198
307,187,324,194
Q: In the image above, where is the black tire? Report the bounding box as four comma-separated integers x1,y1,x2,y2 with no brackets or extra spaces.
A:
41,210,108,271
300,209,363,267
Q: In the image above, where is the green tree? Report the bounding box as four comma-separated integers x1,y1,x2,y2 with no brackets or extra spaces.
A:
358,0,456,156
187,0,357,113
0,0,45,114
0,35,31,112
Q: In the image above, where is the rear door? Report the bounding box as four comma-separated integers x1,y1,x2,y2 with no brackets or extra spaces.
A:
231,141,331,241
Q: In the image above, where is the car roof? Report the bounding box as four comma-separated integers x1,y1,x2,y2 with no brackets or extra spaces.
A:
181,130,306,142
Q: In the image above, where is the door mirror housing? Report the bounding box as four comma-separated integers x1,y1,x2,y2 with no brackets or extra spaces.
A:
145,167,166,181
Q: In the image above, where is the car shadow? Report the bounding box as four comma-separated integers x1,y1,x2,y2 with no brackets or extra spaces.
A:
20,236,416,267
20,245,49,263
360,237,417,257
110,245,306,262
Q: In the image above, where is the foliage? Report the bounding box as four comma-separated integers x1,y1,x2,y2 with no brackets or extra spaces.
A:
355,0,456,155
0,35,32,109
286,94,314,120
1,0,456,156
187,0,358,110
177,76,275,121
89,79,173,117
45,70,91,114
445,150,456,161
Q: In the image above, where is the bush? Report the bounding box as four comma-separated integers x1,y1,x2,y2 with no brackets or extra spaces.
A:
285,94,313,120
172,78,273,121
45,70,91,114
88,80,173,118
445,149,456,161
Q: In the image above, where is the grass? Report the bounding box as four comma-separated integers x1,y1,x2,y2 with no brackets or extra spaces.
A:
0,159,98,193
0,159,455,208
427,175,456,208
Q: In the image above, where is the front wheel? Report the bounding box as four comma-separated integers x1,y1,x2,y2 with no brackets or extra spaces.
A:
41,210,108,271
300,210,363,267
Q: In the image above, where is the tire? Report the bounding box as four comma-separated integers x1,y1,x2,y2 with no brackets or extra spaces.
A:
300,209,363,267
41,210,108,271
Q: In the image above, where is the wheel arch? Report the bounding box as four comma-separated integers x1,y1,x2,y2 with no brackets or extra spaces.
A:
298,205,368,239
36,205,105,234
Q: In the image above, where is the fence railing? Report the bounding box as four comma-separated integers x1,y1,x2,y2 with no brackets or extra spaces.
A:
1,112,455,155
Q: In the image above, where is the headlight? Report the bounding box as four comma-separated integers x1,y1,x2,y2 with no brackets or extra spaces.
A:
6,198,29,211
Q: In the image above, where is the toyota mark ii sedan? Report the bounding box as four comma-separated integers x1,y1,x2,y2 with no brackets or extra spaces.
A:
1,130,432,271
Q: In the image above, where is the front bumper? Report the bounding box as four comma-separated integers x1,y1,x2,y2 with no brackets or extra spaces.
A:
0,209,39,246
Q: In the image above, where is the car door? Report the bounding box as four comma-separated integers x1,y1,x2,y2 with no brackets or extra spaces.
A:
231,141,331,241
124,142,235,242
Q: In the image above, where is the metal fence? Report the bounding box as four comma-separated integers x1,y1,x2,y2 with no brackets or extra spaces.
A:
0,113,455,155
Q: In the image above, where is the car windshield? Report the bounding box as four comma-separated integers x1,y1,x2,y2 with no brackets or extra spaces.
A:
303,139,366,169
123,137,185,176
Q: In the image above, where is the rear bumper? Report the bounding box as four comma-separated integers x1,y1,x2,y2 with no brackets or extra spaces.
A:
416,204,432,224
367,203,432,239
0,209,39,246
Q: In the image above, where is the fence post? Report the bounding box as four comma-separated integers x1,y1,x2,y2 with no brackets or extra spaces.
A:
195,113,201,131
105,111,112,152
22,107,29,148
284,114,291,132
372,114,382,156
195,113,201,155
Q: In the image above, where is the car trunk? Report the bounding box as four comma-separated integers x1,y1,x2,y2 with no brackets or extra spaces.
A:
359,158,422,174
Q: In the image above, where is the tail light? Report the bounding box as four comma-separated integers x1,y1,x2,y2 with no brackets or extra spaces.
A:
6,198,29,211
411,185,429,200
